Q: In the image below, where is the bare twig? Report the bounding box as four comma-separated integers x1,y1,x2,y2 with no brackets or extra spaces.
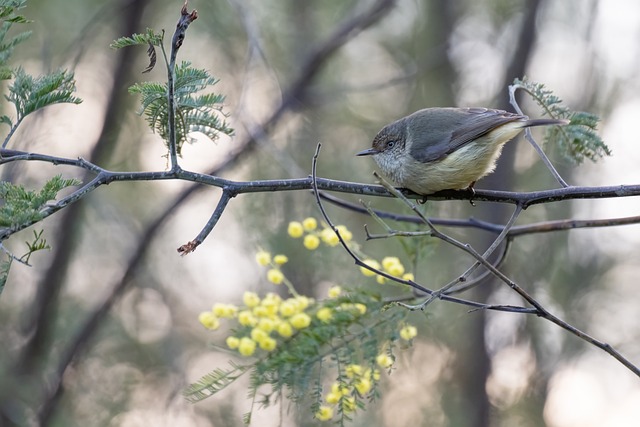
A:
167,0,198,170
177,189,234,255
509,83,569,187
326,163,640,378
310,144,545,315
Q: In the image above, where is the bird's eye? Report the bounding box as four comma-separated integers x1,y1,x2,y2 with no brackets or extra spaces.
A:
386,140,395,149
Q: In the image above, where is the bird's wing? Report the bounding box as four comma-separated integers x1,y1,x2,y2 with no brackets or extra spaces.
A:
409,108,524,163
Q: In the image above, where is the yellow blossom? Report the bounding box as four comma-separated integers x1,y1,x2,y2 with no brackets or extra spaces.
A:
345,364,363,378
316,405,333,421
257,318,275,333
290,312,311,329
354,303,367,315
326,392,341,405
243,291,260,308
273,254,288,265
316,307,333,323
277,322,293,338
381,256,401,270
328,285,342,298
238,310,258,327
267,268,284,285
354,378,372,395
294,296,312,311
198,311,219,330
320,228,340,246
376,275,386,285
261,294,280,316
262,292,282,305
255,250,271,266
303,234,320,250
400,324,418,341
302,217,318,231
226,336,240,349
238,337,256,356
365,368,381,381
359,259,380,277
331,382,349,396
212,303,237,318
287,221,304,238
336,225,352,242
279,301,296,317
259,336,277,351
250,327,268,342
253,305,269,318
402,272,415,281
386,262,405,277
376,353,393,369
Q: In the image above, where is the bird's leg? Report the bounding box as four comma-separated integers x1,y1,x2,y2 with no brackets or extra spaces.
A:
466,181,476,206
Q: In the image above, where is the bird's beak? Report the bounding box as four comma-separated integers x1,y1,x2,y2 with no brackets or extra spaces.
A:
356,147,378,156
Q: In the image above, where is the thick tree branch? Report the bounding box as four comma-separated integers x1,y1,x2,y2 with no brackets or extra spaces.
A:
2,148,640,244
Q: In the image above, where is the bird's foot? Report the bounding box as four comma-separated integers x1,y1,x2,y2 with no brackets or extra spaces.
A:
466,182,476,206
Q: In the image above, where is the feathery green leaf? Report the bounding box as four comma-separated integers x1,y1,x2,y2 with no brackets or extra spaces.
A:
130,61,234,155
183,362,250,403
6,67,82,122
110,28,164,49
0,0,31,69
513,77,611,163
0,175,80,229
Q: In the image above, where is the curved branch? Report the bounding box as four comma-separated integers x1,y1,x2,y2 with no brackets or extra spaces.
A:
177,189,234,254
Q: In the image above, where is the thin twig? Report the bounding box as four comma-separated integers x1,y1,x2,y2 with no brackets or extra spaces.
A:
311,144,432,295
310,144,547,314
177,189,234,255
509,83,569,187
166,1,198,171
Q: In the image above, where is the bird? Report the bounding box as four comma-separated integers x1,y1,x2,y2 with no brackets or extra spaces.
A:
357,107,568,194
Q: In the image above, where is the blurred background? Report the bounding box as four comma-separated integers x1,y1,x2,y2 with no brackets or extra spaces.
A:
1,0,640,426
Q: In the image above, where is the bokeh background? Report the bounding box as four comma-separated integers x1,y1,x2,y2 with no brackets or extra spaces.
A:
1,0,640,426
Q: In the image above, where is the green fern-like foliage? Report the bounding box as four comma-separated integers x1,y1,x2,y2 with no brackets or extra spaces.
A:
0,0,32,80
111,28,164,73
183,362,250,403
0,176,77,292
110,27,164,49
5,67,82,122
513,77,611,163
0,2,83,149
129,61,234,155
2,67,82,147
0,175,80,229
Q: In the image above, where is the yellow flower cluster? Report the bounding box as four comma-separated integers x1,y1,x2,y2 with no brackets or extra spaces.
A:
198,302,240,331
207,291,316,357
375,353,393,369
255,250,290,286
400,324,418,341
359,256,414,284
317,364,382,421
287,217,353,250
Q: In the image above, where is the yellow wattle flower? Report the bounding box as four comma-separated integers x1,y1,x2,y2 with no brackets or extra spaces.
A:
287,221,304,238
